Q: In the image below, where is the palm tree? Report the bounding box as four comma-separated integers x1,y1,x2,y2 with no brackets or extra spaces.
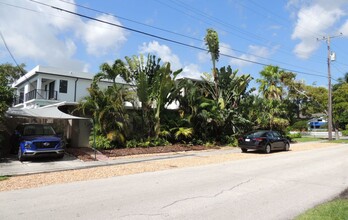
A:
204,28,220,101
257,65,284,100
76,62,133,147
99,59,131,84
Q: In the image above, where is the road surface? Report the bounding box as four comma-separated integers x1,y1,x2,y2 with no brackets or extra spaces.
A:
1,144,347,220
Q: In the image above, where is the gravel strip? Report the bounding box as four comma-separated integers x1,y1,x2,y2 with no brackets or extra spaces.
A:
0,142,340,192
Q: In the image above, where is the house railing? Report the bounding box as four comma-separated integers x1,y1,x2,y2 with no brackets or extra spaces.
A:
13,94,24,105
25,89,57,101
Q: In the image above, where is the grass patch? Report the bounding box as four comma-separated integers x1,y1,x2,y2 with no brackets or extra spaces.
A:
0,176,9,181
327,139,348,144
293,137,322,142
295,199,348,220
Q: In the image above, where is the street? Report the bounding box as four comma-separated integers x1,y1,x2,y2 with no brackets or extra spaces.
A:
1,144,347,220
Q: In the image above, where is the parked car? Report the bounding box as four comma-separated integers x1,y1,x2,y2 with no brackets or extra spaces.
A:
11,123,65,161
238,130,290,154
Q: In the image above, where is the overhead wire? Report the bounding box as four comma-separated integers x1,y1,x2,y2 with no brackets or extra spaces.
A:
0,0,335,80
27,0,332,80
162,0,327,65
0,30,46,99
55,0,327,76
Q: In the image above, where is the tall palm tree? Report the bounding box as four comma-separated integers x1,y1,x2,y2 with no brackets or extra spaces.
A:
204,28,220,101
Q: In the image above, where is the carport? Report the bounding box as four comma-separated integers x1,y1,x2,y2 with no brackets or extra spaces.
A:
5,103,90,150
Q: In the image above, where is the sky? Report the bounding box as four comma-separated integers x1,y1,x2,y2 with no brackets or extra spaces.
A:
1,0,348,88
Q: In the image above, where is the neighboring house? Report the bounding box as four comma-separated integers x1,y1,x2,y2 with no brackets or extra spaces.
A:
308,117,327,130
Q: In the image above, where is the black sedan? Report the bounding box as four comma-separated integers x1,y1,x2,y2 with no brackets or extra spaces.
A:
238,130,290,154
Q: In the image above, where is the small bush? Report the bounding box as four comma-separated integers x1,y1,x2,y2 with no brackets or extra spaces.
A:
125,138,170,148
291,120,308,131
125,139,138,148
342,130,348,136
89,135,112,149
221,135,238,146
288,132,302,139
192,138,204,145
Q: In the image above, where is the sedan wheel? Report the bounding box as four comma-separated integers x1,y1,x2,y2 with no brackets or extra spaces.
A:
241,148,248,153
264,144,271,154
284,143,290,151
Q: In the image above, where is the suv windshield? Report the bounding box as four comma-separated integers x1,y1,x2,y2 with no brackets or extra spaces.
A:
22,124,56,136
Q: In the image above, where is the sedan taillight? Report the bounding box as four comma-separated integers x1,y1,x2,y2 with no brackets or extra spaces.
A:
253,138,264,142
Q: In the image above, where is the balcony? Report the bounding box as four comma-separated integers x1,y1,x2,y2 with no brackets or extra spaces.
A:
25,89,57,101
13,94,24,105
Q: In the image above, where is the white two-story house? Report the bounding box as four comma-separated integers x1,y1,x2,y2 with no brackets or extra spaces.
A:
12,65,128,109
8,65,129,148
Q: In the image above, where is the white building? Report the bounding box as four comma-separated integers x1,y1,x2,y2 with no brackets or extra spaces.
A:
12,65,128,109
8,65,127,148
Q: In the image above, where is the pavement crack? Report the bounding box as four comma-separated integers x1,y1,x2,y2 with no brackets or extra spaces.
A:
120,213,167,219
161,179,252,209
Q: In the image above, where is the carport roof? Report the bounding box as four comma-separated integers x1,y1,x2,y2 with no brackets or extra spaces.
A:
6,106,88,120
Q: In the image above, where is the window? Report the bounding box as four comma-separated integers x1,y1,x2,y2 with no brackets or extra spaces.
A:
59,80,68,93
272,131,281,138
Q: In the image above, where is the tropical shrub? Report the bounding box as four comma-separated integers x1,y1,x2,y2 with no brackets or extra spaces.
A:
342,130,348,136
90,135,111,149
291,120,309,131
288,132,302,139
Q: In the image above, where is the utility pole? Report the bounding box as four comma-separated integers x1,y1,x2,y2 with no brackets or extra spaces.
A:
317,33,342,140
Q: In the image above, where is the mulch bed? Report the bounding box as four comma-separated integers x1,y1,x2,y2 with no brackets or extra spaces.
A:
100,145,218,157
66,145,220,161
65,147,96,161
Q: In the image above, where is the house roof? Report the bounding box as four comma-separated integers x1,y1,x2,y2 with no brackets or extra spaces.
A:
12,65,128,87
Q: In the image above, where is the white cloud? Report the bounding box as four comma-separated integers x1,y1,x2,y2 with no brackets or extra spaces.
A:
0,0,85,70
0,0,128,71
229,44,273,67
289,1,347,59
339,20,348,37
138,41,182,70
79,14,128,56
178,64,203,80
198,51,210,63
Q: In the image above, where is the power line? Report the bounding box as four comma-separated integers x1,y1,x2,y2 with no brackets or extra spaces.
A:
0,30,46,100
56,0,329,77
56,0,327,76
28,0,331,79
160,0,327,64
1,0,332,81
0,31,26,75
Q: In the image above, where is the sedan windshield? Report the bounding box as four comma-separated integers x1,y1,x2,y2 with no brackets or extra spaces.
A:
23,124,56,136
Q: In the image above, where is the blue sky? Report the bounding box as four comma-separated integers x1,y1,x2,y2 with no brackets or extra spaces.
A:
1,0,348,88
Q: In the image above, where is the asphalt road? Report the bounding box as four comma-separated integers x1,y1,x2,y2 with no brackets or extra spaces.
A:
1,144,347,220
